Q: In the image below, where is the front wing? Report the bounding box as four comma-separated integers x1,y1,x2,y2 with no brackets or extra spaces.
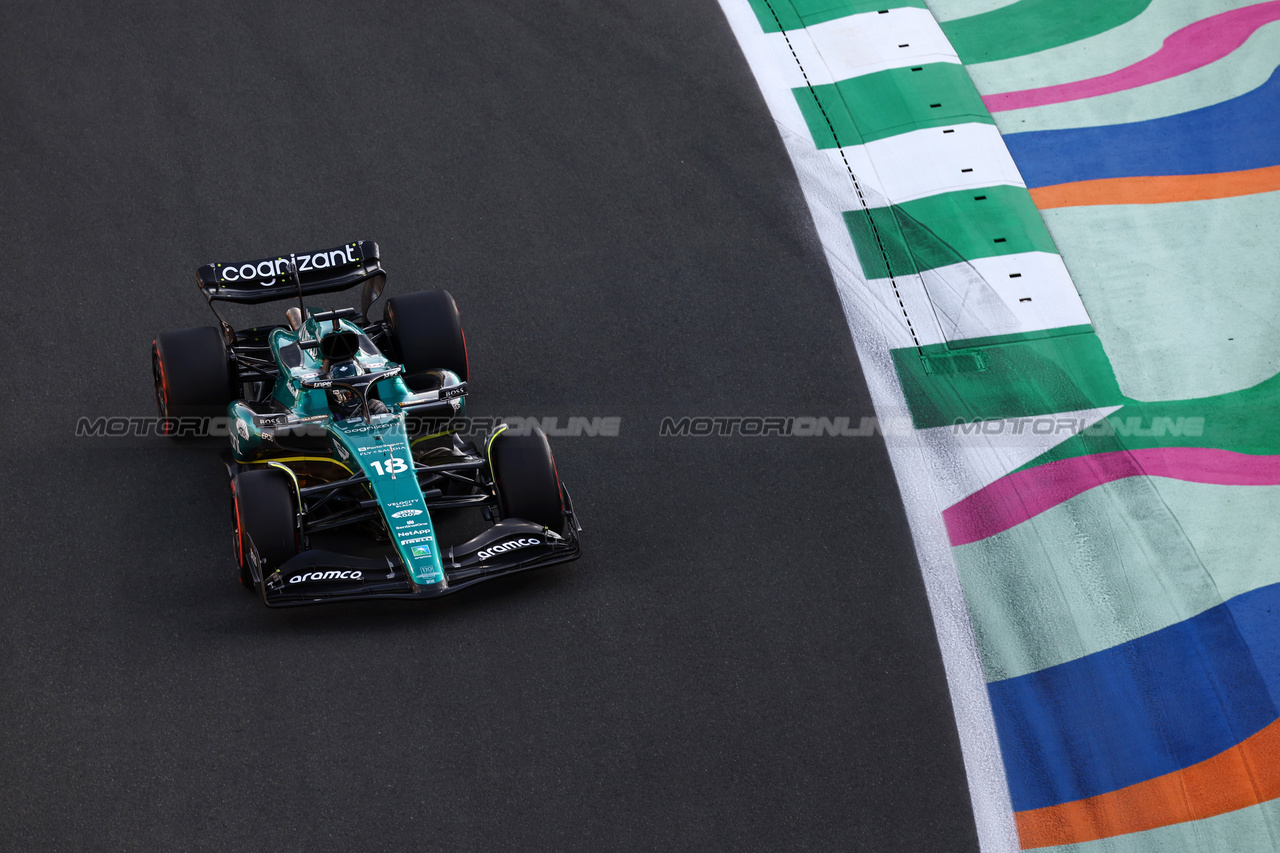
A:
253,517,581,607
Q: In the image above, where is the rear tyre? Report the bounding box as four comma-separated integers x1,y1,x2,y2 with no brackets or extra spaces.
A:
231,468,300,589
488,427,565,535
153,327,235,435
385,289,469,390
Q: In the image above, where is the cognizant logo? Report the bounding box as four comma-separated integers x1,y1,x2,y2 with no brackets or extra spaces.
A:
219,245,358,285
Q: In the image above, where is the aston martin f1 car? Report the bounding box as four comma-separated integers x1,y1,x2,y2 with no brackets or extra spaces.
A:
152,241,581,607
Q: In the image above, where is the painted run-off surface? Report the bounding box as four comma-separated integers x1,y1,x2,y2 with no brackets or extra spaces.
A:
923,0,1280,849
939,0,1154,66
1004,67,1280,186
984,3,1280,115
956,477,1280,681
727,0,1280,849
990,579,1280,811
996,21,1280,133
1045,190,1280,402
1040,795,1280,852
1030,166,1280,209
963,0,1268,90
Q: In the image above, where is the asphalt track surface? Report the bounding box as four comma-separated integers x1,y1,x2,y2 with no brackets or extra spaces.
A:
0,2,978,850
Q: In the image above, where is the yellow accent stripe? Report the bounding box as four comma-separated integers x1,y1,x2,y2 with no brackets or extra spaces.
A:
410,430,455,446
252,455,355,476
485,424,509,487
264,461,304,515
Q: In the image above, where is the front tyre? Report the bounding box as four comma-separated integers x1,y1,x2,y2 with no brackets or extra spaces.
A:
231,468,300,590
153,326,235,435
488,427,565,535
385,289,469,390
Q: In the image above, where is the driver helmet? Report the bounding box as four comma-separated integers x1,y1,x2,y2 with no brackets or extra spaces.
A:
325,359,365,417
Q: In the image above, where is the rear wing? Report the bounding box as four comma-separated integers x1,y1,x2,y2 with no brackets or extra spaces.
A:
197,240,386,309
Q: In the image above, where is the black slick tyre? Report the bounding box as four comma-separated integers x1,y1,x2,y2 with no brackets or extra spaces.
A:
488,427,565,535
385,289,469,390
153,326,235,434
231,468,300,589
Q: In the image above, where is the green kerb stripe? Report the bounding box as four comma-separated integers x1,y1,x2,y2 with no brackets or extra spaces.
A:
946,325,1094,350
748,0,927,33
843,185,1058,279
892,330,1123,428
940,0,1152,65
794,63,991,149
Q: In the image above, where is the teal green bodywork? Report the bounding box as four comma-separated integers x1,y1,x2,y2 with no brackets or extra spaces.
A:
327,414,442,586
228,312,462,589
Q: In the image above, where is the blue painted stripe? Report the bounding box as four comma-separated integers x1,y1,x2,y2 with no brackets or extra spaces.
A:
1003,63,1280,188
989,582,1280,812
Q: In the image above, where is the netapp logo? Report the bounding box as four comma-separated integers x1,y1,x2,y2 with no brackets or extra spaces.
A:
289,570,363,583
477,538,540,560
219,245,358,285
391,509,422,518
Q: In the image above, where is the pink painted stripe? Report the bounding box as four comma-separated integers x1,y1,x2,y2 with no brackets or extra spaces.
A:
944,448,1280,546
984,1,1280,113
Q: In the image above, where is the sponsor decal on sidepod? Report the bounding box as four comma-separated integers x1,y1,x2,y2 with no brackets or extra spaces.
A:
477,538,540,560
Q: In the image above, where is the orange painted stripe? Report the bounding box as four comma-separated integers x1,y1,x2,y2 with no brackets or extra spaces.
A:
1028,164,1280,209
1015,716,1280,849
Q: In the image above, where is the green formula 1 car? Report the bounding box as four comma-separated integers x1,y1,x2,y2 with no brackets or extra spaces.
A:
152,241,581,607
